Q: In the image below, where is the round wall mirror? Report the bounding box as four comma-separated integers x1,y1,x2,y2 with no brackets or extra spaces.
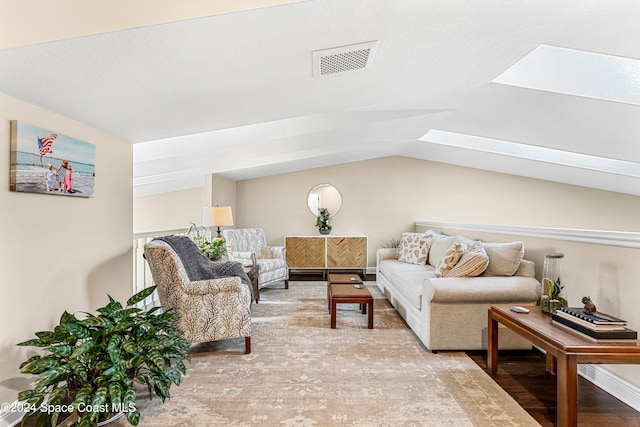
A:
307,183,342,217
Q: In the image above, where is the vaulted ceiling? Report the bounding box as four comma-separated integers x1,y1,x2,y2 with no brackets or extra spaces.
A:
2,0,639,197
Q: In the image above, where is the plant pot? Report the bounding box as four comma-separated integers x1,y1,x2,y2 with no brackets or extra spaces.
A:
57,411,123,427
319,227,331,235
98,412,124,426
540,296,568,313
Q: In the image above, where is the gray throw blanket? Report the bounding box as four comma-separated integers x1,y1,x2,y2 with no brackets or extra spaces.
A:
154,235,253,300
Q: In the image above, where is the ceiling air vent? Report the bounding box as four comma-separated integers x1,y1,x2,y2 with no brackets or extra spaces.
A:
312,41,378,77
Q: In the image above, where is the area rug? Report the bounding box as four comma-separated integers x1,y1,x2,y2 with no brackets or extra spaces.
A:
116,281,539,426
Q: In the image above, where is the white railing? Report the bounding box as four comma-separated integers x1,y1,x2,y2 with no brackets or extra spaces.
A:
132,227,190,310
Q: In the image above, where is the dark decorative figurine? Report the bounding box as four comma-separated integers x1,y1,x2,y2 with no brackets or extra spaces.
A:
582,296,597,314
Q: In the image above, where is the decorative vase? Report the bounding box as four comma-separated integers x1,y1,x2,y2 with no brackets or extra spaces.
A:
540,253,568,313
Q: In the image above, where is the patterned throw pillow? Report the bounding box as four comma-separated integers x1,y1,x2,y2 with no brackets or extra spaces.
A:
482,241,525,276
435,241,466,277
445,241,489,277
397,233,431,265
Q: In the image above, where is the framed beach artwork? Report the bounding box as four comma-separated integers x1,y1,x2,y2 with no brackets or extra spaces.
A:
9,121,96,198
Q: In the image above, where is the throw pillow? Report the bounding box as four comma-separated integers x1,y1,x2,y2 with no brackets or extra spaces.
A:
482,241,525,276
435,241,466,277
445,241,489,277
397,233,431,265
428,235,457,267
424,229,446,240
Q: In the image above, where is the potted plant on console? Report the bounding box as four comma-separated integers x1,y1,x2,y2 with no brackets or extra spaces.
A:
16,286,190,427
188,222,226,261
315,207,332,235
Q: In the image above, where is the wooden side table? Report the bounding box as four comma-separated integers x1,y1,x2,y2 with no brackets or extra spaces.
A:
243,264,259,303
488,304,640,427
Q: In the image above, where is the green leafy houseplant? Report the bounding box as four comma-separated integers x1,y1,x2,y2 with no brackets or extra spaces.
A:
188,223,227,261
315,208,332,235
541,277,568,313
17,286,190,427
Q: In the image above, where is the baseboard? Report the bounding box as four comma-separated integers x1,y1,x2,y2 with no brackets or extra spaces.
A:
0,402,22,427
579,365,640,413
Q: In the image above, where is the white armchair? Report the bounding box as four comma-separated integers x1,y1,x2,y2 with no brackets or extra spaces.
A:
223,228,289,292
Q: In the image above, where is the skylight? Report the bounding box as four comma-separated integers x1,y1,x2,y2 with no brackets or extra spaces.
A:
493,44,640,106
419,129,640,178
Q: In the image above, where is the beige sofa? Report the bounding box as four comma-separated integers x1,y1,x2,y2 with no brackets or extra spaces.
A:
376,231,541,351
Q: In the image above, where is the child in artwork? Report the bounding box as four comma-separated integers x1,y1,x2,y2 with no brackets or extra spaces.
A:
55,159,68,192
44,163,55,191
63,163,73,193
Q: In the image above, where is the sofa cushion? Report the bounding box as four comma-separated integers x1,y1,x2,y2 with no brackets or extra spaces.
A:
427,276,541,303
428,235,458,267
379,259,435,281
515,259,536,277
393,271,432,310
435,241,465,277
397,232,431,265
445,241,489,277
482,241,525,276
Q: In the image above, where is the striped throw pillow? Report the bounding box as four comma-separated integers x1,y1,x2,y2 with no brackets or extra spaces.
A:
445,241,489,277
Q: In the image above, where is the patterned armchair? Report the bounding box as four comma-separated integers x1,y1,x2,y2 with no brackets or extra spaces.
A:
143,239,252,353
223,228,289,291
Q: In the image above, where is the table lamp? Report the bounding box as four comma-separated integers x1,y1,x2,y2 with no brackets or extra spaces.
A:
202,206,234,238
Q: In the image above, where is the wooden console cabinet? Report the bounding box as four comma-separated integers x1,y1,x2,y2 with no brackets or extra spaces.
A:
285,236,367,272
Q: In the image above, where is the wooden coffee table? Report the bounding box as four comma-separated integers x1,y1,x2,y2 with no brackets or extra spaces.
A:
327,273,363,309
488,304,640,427
328,283,373,329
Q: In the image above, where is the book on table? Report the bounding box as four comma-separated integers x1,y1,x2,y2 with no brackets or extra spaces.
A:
558,306,627,325
552,313,637,341
553,310,626,331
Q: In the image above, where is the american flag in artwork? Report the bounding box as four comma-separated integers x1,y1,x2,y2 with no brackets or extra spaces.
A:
38,134,57,158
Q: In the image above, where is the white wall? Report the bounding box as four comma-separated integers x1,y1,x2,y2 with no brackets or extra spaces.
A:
133,174,238,234
211,174,237,212
236,156,640,255
134,180,212,233
0,93,133,406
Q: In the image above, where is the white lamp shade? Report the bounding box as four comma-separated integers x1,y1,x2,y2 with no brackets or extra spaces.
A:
202,206,234,227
